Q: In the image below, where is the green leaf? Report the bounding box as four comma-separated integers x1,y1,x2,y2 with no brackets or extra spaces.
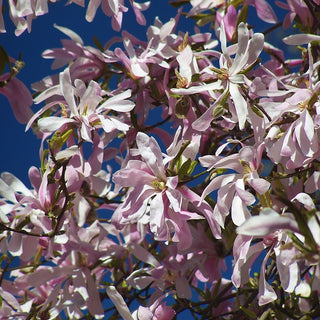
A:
178,158,192,180
49,128,74,151
252,105,263,118
196,13,216,27
191,73,201,82
170,140,191,171
213,104,225,119
308,91,320,109
236,4,248,26
257,190,272,207
188,160,197,175
40,148,49,174
230,0,245,8
211,278,221,300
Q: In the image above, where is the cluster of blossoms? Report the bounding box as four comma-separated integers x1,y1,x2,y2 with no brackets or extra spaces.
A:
1,0,320,319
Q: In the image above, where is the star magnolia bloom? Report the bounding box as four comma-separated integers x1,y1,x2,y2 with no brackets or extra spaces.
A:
114,32,162,80
85,0,150,31
172,22,264,131
28,68,135,142
40,25,117,83
235,208,301,305
199,142,270,226
112,132,221,248
4,0,48,35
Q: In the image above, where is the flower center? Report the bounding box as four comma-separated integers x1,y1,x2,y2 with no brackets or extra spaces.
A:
152,179,166,191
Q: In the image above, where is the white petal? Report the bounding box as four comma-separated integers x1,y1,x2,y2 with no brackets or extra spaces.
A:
283,34,320,45
37,116,75,132
106,286,134,320
229,82,247,130
54,24,84,44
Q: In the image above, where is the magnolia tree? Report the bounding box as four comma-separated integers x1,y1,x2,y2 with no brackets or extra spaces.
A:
1,0,320,319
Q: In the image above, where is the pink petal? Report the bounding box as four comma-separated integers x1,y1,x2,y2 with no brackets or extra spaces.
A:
176,276,192,299
83,268,104,318
258,251,277,305
128,243,160,267
237,208,299,236
0,76,33,124
247,177,270,194
253,0,278,23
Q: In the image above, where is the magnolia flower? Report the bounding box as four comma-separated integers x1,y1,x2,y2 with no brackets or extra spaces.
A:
175,44,200,88
235,208,301,305
39,25,116,83
3,0,48,35
266,108,319,169
85,0,151,31
13,219,120,319
0,171,52,261
29,68,135,142
126,243,205,300
0,287,33,319
146,16,179,59
114,32,162,81
112,131,221,248
172,22,264,131
215,4,237,41
199,142,270,226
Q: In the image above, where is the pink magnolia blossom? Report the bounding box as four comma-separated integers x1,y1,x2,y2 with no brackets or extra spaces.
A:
187,0,277,24
85,0,150,31
172,22,264,131
29,68,135,141
113,131,221,248
0,171,52,261
3,0,49,35
187,0,226,17
126,243,206,300
235,208,301,305
13,218,122,319
146,15,179,60
199,142,270,226
39,24,116,84
2,0,320,317
266,108,319,169
114,31,164,81
0,287,33,319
